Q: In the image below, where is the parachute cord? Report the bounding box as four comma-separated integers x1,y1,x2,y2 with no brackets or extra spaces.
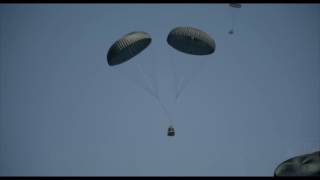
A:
175,59,209,101
155,94,174,126
170,51,179,101
136,62,158,98
113,63,173,126
136,62,173,126
153,57,159,100
231,7,235,33
114,66,157,100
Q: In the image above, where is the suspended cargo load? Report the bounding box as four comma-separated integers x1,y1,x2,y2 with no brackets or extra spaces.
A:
167,126,175,136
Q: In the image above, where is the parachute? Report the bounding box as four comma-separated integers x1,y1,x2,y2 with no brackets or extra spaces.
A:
107,31,151,66
228,3,242,35
167,26,215,55
107,31,157,98
274,151,320,176
167,26,215,100
229,3,242,8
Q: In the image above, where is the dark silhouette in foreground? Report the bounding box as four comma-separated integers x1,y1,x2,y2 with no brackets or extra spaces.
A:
274,150,320,176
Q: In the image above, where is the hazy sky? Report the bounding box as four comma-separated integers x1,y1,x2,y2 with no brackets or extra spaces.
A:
0,4,320,176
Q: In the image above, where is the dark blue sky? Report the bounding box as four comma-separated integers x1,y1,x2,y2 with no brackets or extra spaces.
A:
0,4,320,176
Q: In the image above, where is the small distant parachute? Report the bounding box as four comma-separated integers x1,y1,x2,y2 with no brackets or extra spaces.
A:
228,3,242,35
107,31,152,66
229,3,242,8
167,27,215,55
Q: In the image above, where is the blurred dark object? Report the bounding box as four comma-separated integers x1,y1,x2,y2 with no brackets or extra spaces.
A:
167,126,175,136
229,3,242,8
274,150,320,176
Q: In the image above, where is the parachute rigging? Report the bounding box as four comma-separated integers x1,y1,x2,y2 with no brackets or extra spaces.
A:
107,27,216,136
229,3,242,35
167,26,215,100
107,31,174,134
